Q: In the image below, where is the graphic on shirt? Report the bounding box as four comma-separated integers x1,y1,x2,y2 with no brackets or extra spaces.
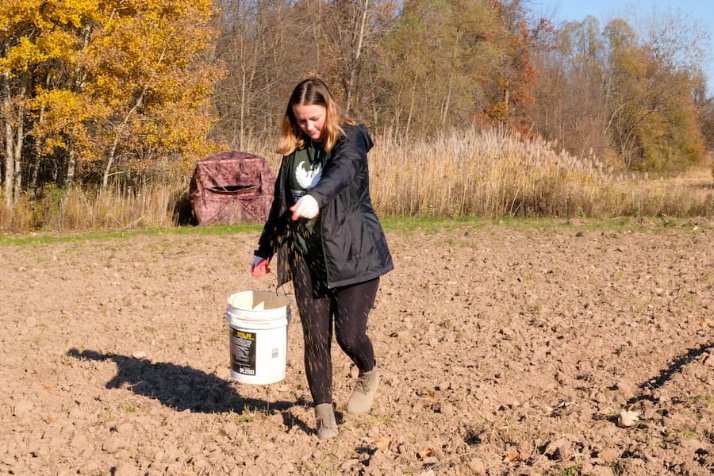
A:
295,161,322,189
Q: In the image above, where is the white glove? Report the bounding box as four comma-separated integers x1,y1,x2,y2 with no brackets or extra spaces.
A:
290,194,319,220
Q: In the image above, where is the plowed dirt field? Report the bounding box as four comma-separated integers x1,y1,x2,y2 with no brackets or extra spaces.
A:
1,220,712,475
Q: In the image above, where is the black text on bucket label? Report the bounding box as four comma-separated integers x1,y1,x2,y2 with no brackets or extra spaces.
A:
230,329,256,375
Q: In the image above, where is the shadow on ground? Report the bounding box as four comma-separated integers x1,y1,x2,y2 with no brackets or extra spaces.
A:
628,341,713,405
68,348,294,414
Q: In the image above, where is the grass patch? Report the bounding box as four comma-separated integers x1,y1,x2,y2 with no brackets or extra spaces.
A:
119,401,137,413
559,466,581,476
380,215,491,233
0,215,708,247
0,222,261,246
382,215,707,235
689,394,714,408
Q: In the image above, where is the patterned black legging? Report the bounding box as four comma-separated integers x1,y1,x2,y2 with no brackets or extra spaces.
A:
291,251,378,405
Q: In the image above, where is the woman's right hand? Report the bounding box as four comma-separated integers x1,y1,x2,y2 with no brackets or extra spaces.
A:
250,255,270,277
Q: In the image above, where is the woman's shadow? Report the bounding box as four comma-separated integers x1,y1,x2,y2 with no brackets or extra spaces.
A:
67,348,302,420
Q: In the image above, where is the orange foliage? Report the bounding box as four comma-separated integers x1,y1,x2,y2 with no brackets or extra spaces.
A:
0,0,224,187
477,0,537,136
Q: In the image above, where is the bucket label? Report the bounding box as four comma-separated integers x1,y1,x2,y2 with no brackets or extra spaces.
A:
230,329,256,375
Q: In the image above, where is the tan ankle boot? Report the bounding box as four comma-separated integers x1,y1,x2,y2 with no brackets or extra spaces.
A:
346,368,379,414
314,403,338,439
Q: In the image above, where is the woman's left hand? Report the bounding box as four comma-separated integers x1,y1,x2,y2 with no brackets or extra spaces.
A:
251,255,270,277
290,195,319,220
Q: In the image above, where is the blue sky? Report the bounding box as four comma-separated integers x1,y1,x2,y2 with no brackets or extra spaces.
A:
532,0,714,95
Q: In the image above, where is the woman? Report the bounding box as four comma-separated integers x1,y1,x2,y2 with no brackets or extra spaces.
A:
250,78,393,439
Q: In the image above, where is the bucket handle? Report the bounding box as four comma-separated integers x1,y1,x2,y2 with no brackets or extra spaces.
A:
274,282,290,298
259,280,290,298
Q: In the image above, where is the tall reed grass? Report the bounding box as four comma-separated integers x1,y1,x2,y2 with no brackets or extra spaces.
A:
0,181,185,232
0,128,711,232
369,128,713,218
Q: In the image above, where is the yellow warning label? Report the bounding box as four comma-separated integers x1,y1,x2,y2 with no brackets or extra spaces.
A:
234,330,255,340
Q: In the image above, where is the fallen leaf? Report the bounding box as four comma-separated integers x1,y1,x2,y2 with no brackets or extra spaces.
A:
417,447,433,460
374,436,391,453
503,450,520,462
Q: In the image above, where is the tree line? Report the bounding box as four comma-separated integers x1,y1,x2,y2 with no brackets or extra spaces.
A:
2,0,712,210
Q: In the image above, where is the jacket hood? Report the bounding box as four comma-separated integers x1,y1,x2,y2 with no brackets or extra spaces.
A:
344,123,373,153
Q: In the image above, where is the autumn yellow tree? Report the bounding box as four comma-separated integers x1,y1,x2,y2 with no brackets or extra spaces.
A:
478,0,537,135
531,11,708,173
604,18,705,172
374,0,540,138
0,0,221,206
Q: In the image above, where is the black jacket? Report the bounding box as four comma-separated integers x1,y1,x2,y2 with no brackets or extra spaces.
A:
256,124,393,289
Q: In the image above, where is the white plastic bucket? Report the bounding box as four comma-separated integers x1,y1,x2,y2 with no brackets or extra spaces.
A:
226,290,291,385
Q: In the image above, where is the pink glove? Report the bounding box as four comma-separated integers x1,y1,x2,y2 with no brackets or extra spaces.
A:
290,194,319,221
251,256,270,277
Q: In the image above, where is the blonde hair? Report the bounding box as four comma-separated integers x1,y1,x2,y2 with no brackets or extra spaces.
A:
277,78,354,155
